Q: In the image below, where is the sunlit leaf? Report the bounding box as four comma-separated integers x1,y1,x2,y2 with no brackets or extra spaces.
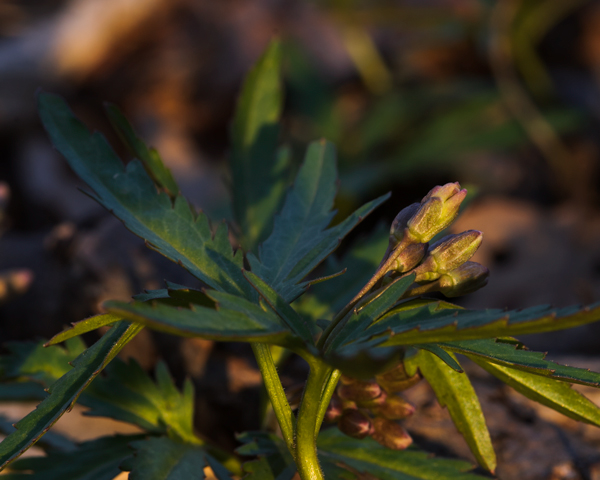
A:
471,357,600,427
230,40,288,252
442,338,600,387
417,350,496,473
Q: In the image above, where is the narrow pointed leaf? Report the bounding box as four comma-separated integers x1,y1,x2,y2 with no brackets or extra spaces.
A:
248,140,389,302
419,344,463,372
243,270,316,344
2,434,144,480
318,428,490,479
442,338,600,387
38,93,255,301
0,321,142,469
230,40,287,252
470,357,600,427
46,314,120,347
417,350,496,473
294,224,389,320
326,274,415,353
365,302,600,347
237,430,489,479
105,103,179,196
105,298,295,346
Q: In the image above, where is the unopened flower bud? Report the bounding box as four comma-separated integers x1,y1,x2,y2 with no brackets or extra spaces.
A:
373,394,415,420
341,399,357,411
376,363,422,393
390,203,420,246
407,183,467,243
413,230,482,283
356,390,388,409
371,417,413,450
439,261,489,298
338,378,382,404
338,410,373,439
324,395,343,423
389,242,427,273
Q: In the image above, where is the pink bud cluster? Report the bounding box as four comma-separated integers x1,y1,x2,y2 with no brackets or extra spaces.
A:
324,363,420,450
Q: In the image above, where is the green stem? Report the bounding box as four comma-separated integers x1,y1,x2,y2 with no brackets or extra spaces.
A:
251,343,296,457
314,369,341,435
318,237,412,349
296,362,332,480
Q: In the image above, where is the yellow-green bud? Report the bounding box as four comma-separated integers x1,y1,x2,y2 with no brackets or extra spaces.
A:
413,230,482,283
371,417,413,450
407,183,467,243
338,410,373,439
439,261,489,298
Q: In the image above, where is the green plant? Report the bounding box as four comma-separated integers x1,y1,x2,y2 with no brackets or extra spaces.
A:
1,39,600,480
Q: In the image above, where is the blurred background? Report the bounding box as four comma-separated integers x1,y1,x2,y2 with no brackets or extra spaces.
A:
2,0,600,478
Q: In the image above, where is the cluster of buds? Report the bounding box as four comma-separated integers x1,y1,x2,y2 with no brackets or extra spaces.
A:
325,363,420,450
383,182,489,299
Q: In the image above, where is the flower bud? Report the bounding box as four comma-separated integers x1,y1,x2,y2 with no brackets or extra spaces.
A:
407,183,467,243
373,394,415,420
371,417,413,450
324,395,343,423
356,390,388,409
389,242,427,273
338,410,373,439
338,378,382,404
390,203,420,246
413,230,482,282
439,261,489,298
375,363,422,393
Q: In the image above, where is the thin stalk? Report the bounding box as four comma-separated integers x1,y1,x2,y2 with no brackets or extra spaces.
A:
296,362,332,480
251,343,296,457
314,369,341,435
318,237,412,348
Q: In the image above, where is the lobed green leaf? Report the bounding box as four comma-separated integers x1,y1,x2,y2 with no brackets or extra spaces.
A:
123,436,231,480
104,297,296,347
81,359,199,444
248,140,389,302
442,338,600,387
0,322,142,469
243,270,317,345
2,434,144,479
363,302,600,347
38,93,255,301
